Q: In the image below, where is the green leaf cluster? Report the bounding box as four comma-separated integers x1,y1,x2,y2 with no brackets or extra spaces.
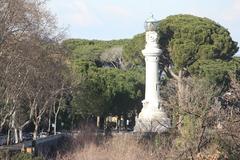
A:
158,14,239,69
189,57,240,87
122,33,145,66
72,66,144,116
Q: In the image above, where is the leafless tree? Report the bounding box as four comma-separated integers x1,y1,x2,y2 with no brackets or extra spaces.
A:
0,0,68,143
160,76,240,159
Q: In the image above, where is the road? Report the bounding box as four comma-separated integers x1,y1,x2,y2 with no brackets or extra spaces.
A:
0,134,63,151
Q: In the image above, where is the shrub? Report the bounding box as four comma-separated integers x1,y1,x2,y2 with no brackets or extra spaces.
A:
11,152,43,160
58,135,161,160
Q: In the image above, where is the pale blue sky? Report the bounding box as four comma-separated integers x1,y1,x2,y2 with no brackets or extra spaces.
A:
47,0,240,55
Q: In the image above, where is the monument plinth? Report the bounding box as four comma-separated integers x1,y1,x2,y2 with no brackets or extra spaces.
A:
134,16,170,133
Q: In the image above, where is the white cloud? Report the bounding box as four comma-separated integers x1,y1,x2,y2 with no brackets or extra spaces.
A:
48,0,102,27
70,0,102,27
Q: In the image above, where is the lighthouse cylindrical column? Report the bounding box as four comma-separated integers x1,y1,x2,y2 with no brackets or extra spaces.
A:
134,15,170,133
144,56,160,106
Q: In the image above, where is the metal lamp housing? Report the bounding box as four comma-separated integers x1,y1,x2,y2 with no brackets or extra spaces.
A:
144,18,159,32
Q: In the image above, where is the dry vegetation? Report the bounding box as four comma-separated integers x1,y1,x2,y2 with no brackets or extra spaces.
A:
56,77,240,160
58,134,161,160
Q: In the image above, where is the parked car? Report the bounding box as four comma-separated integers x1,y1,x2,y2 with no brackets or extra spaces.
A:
39,132,48,138
22,133,33,141
0,135,7,145
56,132,61,135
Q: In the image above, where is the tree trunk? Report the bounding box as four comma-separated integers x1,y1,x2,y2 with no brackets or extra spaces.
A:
14,128,19,144
7,129,11,145
47,107,52,134
117,116,121,131
97,116,100,128
54,115,57,135
19,128,23,142
33,124,38,140
99,116,105,130
177,75,184,107
168,68,185,130
12,111,19,143
177,70,185,130
123,114,127,130
48,115,51,134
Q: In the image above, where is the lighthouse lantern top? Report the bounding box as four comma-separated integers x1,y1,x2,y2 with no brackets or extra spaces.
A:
144,15,159,31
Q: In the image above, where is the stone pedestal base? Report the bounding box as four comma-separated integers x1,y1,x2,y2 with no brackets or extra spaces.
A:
134,102,170,133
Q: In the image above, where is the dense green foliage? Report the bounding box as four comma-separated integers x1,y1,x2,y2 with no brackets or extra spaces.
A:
63,39,144,119
122,34,145,66
189,57,240,87
63,39,129,61
72,68,144,116
158,15,238,67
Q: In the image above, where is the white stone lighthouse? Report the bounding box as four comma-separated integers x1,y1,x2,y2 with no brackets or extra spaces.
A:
134,16,170,133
